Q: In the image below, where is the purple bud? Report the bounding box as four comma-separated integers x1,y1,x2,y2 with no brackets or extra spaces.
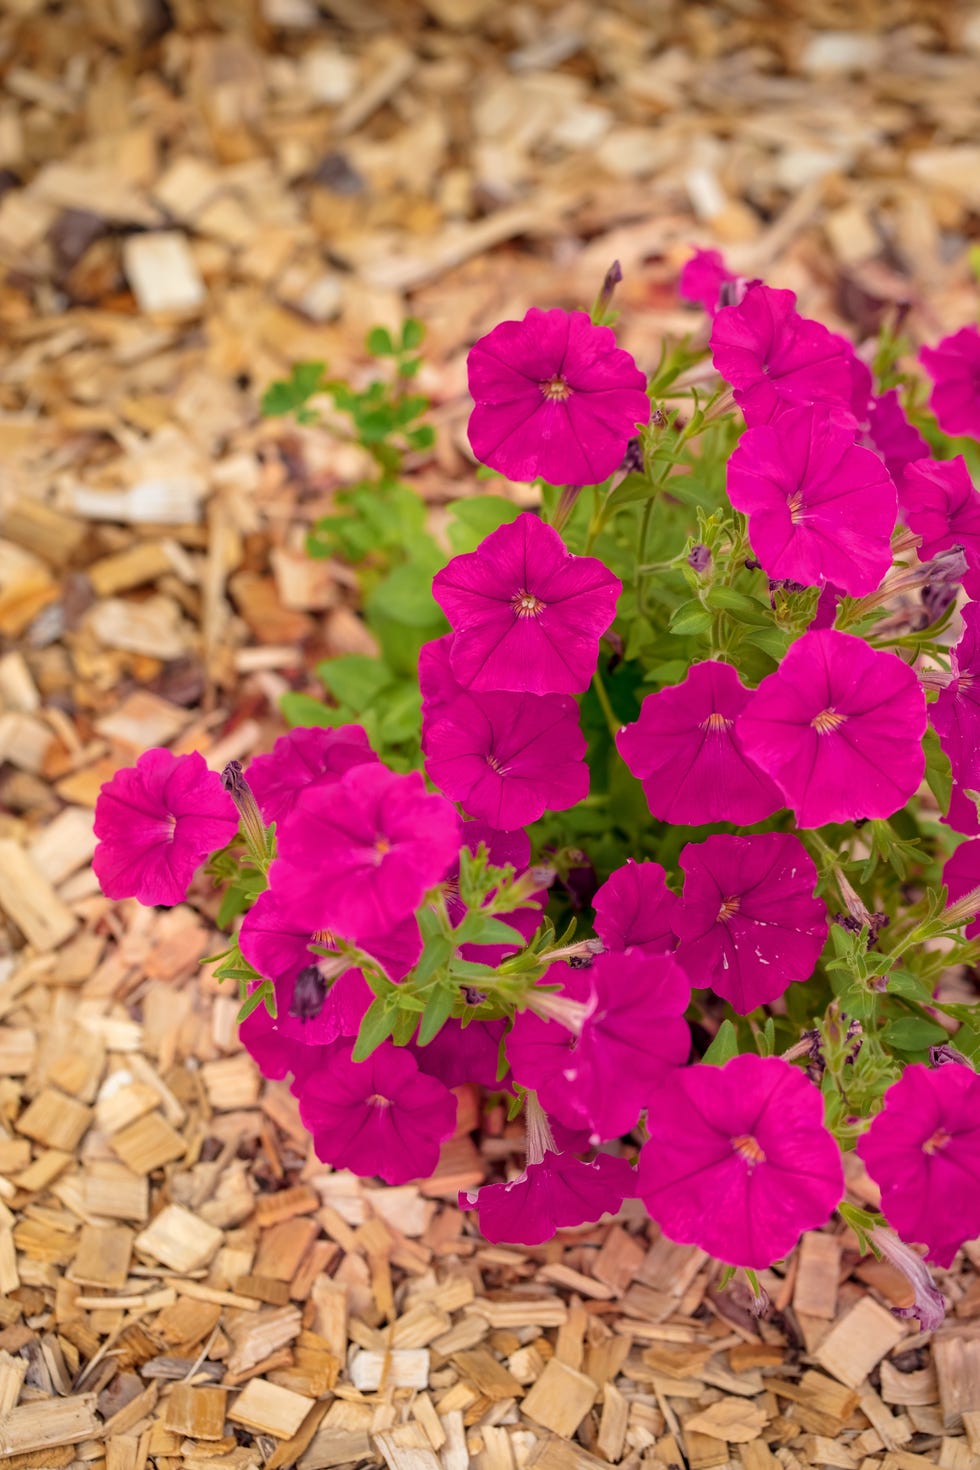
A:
868,1226,946,1333
289,964,328,1021
597,259,623,313
621,437,645,474
929,1043,973,1069
688,544,712,573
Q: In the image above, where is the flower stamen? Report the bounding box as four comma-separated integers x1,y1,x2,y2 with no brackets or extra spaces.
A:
812,707,847,734
732,1133,766,1165
717,895,741,922
539,374,571,400
701,711,732,732
923,1127,951,1155
512,589,546,619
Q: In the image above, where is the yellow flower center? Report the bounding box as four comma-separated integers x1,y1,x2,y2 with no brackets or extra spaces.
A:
700,712,732,732
513,589,545,619
732,1133,766,1165
812,708,847,734
717,895,741,922
540,375,571,400
923,1128,950,1155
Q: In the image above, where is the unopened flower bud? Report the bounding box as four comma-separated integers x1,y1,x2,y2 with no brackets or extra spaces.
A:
596,259,623,316
688,544,711,573
221,760,268,861
289,964,329,1021
929,1043,973,1069
868,1226,946,1332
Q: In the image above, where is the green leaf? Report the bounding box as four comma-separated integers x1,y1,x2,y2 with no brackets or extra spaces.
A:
238,981,277,1023
411,935,455,985
352,998,398,1061
401,318,425,351
260,361,327,418
885,969,935,1004
406,423,435,448
669,599,713,636
457,915,529,949
447,496,523,554
366,326,395,356
704,585,773,627
366,563,443,627
279,692,354,729
377,682,422,745
417,984,454,1046
745,626,791,660
881,1014,949,1052
923,725,952,814
702,1019,739,1065
317,655,394,710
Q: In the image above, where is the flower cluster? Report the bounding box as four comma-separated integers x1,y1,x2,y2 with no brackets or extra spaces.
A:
91,273,980,1318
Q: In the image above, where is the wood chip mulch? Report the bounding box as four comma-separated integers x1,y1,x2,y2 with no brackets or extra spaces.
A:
2,2,980,1466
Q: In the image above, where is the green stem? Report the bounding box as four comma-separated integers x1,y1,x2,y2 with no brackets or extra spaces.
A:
592,667,620,741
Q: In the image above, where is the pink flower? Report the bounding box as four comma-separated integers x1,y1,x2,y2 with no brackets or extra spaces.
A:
809,583,842,631
710,284,857,427
244,964,371,1055
672,834,828,1014
270,762,461,939
903,457,980,576
240,1007,324,1083
637,1054,844,1268
467,308,651,486
506,952,690,1141
296,1039,458,1185
941,839,980,940
726,405,897,596
856,1064,980,1267
461,1151,635,1245
412,1018,507,1089
423,688,588,830
736,630,927,828
593,860,679,956
419,634,465,722
93,748,239,906
246,726,377,827
617,661,784,826
240,887,422,986
932,603,980,825
679,248,744,316
432,514,622,695
866,390,929,501
920,325,980,440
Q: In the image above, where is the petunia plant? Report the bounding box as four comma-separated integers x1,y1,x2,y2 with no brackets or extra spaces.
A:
92,258,980,1326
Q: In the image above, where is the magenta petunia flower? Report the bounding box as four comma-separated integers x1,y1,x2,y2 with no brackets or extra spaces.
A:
432,514,622,695
679,248,743,316
467,308,651,486
296,1039,458,1186
245,964,372,1054
506,952,690,1141
637,1054,844,1268
736,630,927,828
866,390,930,501
460,1151,635,1245
809,582,842,631
617,661,784,826
726,405,897,596
857,1064,980,1267
241,1007,326,1083
270,762,461,939
710,284,857,427
412,1018,507,1089
920,325,980,440
903,456,980,569
418,634,465,722
93,748,239,907
240,887,422,990
593,860,679,956
245,725,377,827
932,602,980,776
423,688,588,830
672,834,828,1013
942,840,980,940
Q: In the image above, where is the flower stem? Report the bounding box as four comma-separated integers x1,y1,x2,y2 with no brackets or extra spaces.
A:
591,667,621,741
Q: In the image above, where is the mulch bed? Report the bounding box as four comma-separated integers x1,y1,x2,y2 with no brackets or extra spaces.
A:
1,1,980,1465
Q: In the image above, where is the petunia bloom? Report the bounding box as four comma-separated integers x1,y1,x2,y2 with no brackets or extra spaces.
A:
856,1063,980,1267
296,1039,458,1186
467,307,651,486
736,629,927,828
461,1151,635,1245
932,602,980,834
245,725,377,827
270,762,461,939
867,1226,946,1333
710,283,857,427
672,834,828,1014
941,839,980,940
432,513,622,695
593,860,679,956
418,634,465,722
637,1053,844,1268
423,688,588,829
93,748,239,907
240,887,421,990
412,1018,507,1090
866,389,930,502
679,248,745,316
920,325,980,441
726,405,897,596
506,952,690,1141
242,964,372,1055
617,661,784,826
903,457,980,580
